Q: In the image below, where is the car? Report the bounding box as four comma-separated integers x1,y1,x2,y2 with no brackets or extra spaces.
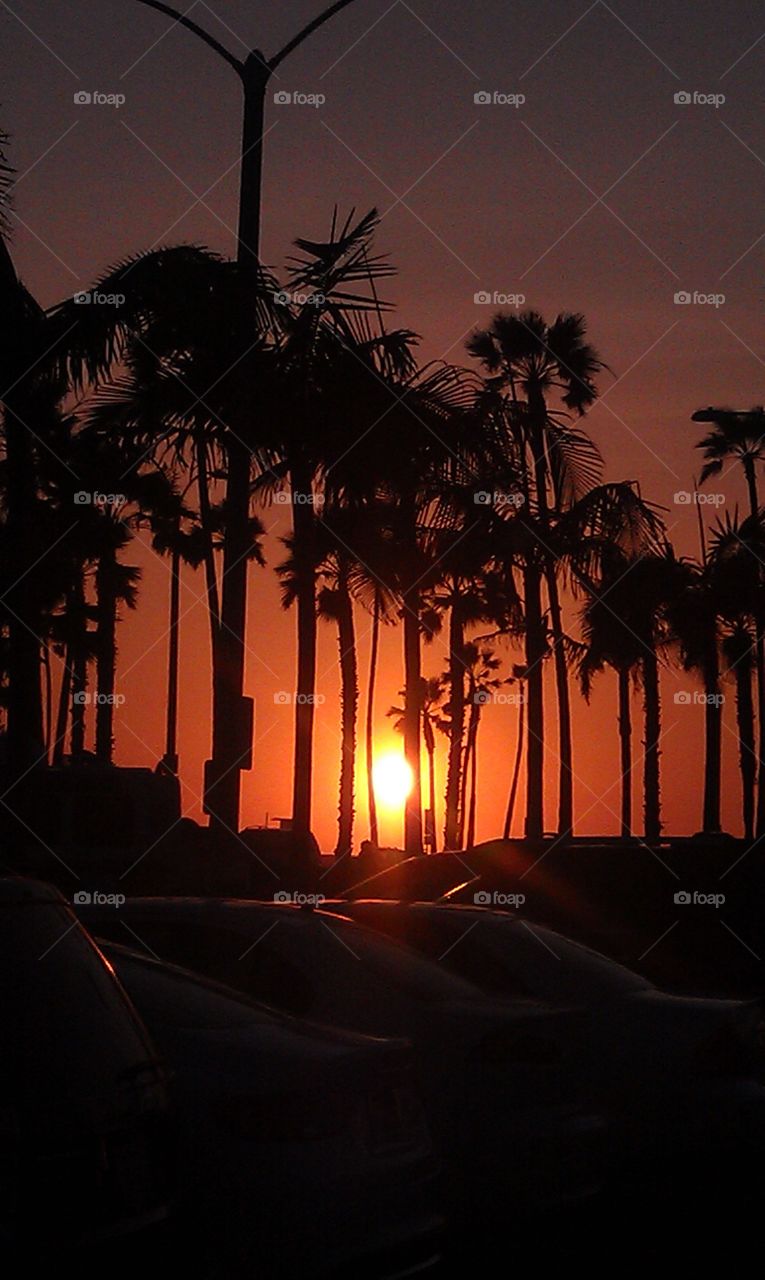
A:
0,877,173,1262
99,941,443,1278
332,900,765,1198
75,896,607,1222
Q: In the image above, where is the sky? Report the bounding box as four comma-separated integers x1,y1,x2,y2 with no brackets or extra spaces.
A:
2,0,764,847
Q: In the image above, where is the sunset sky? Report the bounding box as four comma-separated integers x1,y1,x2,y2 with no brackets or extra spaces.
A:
2,0,764,846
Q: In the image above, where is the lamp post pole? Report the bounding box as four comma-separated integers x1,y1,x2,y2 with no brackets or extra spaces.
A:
134,2,365,838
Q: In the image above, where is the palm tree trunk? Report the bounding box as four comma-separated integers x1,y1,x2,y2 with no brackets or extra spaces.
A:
545,566,574,836
618,667,632,838
366,589,381,846
95,544,117,764
403,586,423,855
642,648,662,842
291,466,318,840
741,458,765,837
503,692,525,839
444,597,465,850
702,651,722,834
53,644,73,766
733,642,756,842
465,709,479,849
335,571,357,858
195,436,221,656
163,544,181,772
523,562,545,840
42,641,52,764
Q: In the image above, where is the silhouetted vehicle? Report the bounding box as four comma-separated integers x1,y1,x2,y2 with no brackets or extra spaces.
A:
330,901,765,1193
99,941,443,1278
0,878,173,1260
76,897,606,1220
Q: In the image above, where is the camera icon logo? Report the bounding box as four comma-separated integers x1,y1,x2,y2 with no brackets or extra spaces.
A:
273,91,292,105
474,891,492,905
674,691,691,704
273,891,292,903
473,690,491,705
674,91,692,105
674,890,692,905
74,291,92,305
273,491,291,504
73,91,92,105
674,291,692,305
73,891,92,905
673,491,691,504
474,91,492,105
74,491,92,504
473,290,492,304
274,690,292,705
474,491,492,504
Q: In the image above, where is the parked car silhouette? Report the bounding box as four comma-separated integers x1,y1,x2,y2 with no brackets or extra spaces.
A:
76,896,607,1221
0,877,173,1261
99,940,443,1278
333,900,765,1197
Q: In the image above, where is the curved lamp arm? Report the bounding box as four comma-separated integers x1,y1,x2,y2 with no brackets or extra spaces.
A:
269,0,364,70
133,0,244,70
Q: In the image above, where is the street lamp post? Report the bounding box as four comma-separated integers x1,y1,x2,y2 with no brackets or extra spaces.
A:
134,1,366,839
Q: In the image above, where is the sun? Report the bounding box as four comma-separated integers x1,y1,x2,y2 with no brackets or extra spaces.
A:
373,753,413,811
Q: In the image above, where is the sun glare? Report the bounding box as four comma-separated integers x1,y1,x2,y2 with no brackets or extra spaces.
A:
373,753,413,811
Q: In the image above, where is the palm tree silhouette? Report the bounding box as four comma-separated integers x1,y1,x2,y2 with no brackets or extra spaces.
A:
468,310,605,839
693,406,765,835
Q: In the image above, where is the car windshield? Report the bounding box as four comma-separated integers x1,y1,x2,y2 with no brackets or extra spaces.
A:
347,856,477,901
423,912,652,1001
315,912,480,1003
108,947,274,1032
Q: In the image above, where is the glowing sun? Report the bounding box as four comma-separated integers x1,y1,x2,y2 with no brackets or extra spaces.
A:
373,753,413,810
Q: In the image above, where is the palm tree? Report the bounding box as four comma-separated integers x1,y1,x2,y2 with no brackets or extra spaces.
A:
467,311,605,839
461,645,502,849
693,406,765,835
706,509,765,841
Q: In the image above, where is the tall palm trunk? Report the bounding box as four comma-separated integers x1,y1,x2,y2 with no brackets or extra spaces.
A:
733,638,756,842
465,707,480,849
642,648,662,841
95,542,118,764
366,590,381,846
53,623,74,766
617,667,632,838
523,561,545,840
162,544,181,773
742,458,765,836
195,434,221,661
503,693,525,839
422,714,437,852
334,567,358,858
402,586,423,856
702,648,722,834
42,641,52,764
546,567,574,835
291,464,318,840
444,596,465,850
